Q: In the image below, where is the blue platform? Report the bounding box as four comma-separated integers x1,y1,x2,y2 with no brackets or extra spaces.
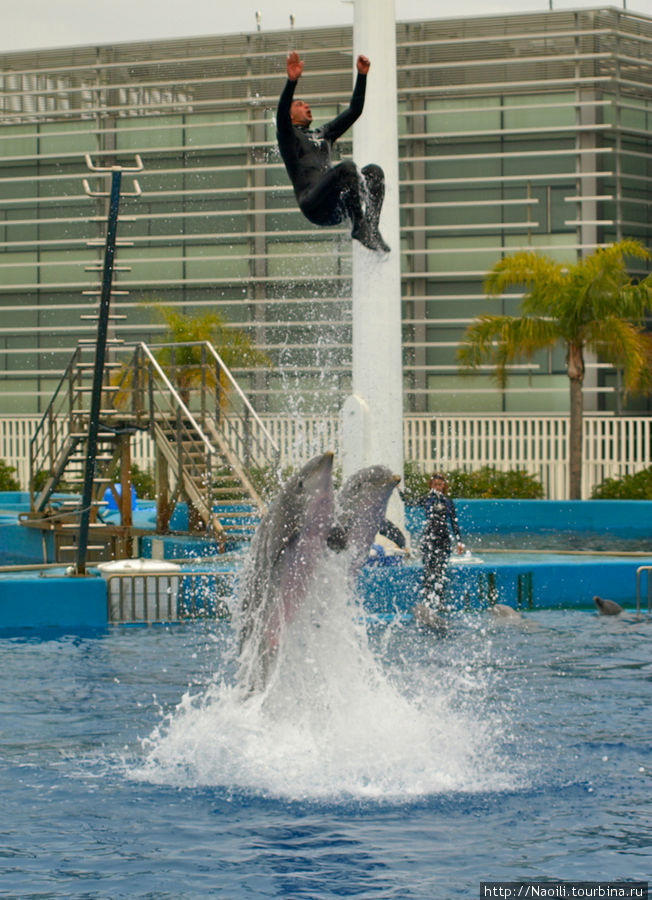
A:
0,569,107,631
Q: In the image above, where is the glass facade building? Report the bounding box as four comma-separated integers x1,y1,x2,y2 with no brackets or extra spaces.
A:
0,7,650,416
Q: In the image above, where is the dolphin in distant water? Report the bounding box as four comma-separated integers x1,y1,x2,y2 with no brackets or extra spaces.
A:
236,452,335,693
594,595,624,616
327,465,401,578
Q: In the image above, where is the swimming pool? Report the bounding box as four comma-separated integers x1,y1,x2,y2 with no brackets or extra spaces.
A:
2,602,650,898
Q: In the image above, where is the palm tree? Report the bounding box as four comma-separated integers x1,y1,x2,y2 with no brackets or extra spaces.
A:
153,306,270,405
458,240,652,499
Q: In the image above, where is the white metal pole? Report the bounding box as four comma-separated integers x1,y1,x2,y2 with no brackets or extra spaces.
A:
342,0,404,527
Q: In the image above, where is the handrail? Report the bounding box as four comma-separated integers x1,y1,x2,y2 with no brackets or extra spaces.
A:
163,341,280,453
148,341,280,457
206,342,280,455
23,337,277,523
28,347,84,508
635,566,652,616
135,343,216,457
30,347,81,445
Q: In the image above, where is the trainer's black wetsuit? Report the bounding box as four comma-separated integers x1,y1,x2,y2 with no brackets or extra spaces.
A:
276,74,387,249
418,490,462,610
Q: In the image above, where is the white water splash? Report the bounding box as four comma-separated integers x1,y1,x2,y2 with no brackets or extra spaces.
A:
133,557,522,801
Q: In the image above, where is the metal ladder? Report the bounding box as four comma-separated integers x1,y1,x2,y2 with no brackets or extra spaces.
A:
74,155,143,574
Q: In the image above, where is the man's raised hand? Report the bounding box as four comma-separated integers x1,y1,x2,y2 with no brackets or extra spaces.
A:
356,55,370,75
287,51,304,82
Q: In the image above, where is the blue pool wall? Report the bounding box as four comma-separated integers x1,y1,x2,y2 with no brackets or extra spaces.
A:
359,555,652,615
0,570,107,630
2,492,652,631
405,498,652,540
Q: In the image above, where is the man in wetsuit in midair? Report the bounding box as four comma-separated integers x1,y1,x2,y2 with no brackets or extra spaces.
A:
276,51,390,253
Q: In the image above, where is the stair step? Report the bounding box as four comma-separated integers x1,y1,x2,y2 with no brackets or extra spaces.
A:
58,545,108,552
79,314,128,320
69,432,120,439
52,503,108,512
58,522,110,529
76,362,123,369
81,289,130,296
74,386,121,392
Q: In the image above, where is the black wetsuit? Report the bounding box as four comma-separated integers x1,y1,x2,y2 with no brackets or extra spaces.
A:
276,74,387,250
418,490,462,609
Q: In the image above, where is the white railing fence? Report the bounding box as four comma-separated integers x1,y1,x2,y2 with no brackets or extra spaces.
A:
0,417,156,495
2,414,651,500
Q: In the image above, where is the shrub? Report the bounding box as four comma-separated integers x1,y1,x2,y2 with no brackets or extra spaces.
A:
404,462,544,500
449,466,544,499
130,463,156,500
0,459,20,491
32,469,51,492
248,464,294,501
591,467,652,500
402,461,431,503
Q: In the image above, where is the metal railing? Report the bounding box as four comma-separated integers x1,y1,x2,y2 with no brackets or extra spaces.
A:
106,570,232,624
28,347,87,509
22,339,280,525
196,340,280,471
635,567,652,616
114,341,279,514
143,341,280,472
124,342,220,493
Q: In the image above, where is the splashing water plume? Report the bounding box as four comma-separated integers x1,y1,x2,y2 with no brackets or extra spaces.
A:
135,552,520,802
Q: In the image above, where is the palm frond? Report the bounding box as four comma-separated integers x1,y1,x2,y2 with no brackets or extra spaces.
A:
459,314,560,387
565,240,652,324
586,317,652,394
484,252,565,307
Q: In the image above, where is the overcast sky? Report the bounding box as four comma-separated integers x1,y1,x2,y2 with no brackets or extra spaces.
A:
1,0,647,55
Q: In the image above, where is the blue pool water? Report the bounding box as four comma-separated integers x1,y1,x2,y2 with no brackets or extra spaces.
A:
1,601,650,898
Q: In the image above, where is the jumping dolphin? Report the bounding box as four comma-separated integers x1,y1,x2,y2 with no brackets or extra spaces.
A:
327,465,401,577
236,452,335,693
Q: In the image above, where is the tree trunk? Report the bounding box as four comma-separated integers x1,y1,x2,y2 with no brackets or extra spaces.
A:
567,342,585,500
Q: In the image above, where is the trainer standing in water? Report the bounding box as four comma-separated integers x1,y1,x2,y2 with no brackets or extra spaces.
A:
276,51,390,253
418,473,465,611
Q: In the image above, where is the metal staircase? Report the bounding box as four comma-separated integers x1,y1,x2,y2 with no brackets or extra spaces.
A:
21,340,279,563
19,153,279,566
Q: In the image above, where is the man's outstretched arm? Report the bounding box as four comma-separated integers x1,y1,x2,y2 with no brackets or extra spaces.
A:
277,52,303,145
321,55,370,143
